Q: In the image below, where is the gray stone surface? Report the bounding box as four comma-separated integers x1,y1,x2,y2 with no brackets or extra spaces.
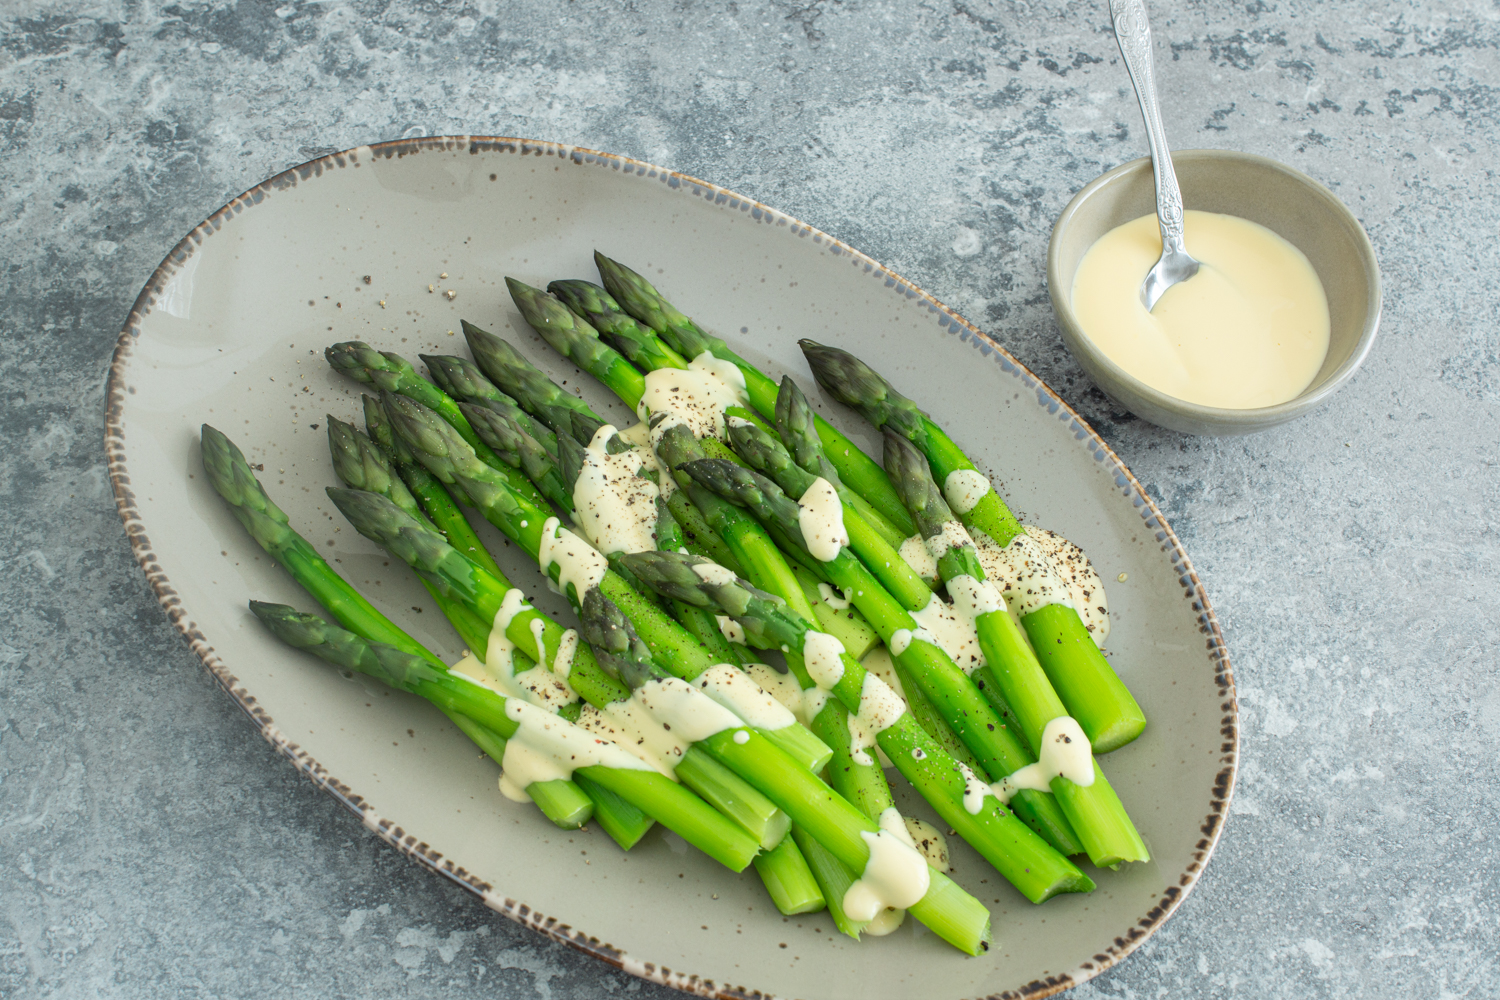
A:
2,0,1496,996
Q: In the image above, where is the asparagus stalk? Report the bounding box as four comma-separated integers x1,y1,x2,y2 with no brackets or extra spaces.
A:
507,278,652,411
547,278,690,373
668,489,745,573
324,342,553,513
461,320,607,439
790,564,880,661
873,649,986,776
458,400,572,512
362,395,509,590
326,481,792,850
511,275,694,457
421,354,559,460
768,378,909,551
800,339,1147,753
326,416,495,657
726,408,933,612
203,423,587,830
335,413,992,948
616,549,1093,904
678,457,1085,856
655,425,822,641
393,371,840,911
249,601,758,871
722,414,998,779
883,430,1149,867
592,251,915,537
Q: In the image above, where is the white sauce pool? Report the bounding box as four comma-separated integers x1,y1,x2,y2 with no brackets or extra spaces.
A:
498,699,652,802
992,716,1095,804
817,581,851,610
943,469,992,516
845,672,906,766
631,675,745,743
538,517,611,602
842,807,931,922
802,631,847,692
971,526,1110,644
903,816,950,873
972,530,1075,619
452,591,580,712
907,590,987,675
898,533,938,581
694,663,797,731
573,424,660,557
715,615,746,645
924,520,971,564
859,645,904,702
576,697,689,779
635,351,748,441
797,477,849,562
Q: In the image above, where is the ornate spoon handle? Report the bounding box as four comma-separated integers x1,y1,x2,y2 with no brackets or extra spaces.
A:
1109,0,1186,254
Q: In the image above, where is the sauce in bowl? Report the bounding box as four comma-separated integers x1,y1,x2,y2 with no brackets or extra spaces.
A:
1070,210,1330,409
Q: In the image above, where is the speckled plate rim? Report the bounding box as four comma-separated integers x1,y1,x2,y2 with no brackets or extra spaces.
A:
104,135,1238,1000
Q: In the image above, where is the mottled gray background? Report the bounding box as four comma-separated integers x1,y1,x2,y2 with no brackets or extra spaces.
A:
2,1,1496,997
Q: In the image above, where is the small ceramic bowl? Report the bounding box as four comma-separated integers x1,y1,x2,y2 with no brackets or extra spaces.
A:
1048,149,1381,435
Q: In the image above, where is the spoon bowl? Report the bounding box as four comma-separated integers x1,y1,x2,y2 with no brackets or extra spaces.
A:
1140,242,1200,312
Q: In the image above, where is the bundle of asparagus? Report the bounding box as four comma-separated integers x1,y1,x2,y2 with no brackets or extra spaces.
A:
201,249,1154,957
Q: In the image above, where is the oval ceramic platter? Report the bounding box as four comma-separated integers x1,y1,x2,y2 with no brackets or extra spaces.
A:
106,137,1236,1000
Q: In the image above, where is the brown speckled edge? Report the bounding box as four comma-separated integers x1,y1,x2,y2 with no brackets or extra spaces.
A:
105,135,1237,1000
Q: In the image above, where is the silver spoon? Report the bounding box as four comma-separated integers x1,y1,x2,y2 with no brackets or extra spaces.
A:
1109,0,1200,311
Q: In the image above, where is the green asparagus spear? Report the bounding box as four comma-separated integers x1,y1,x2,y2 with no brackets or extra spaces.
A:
461,321,605,440
507,278,651,410
458,400,572,511
250,601,758,871
592,251,915,536
725,410,932,610
362,396,506,583
204,422,582,829
325,342,553,513
801,339,1146,753
423,354,560,460
769,377,909,549
547,278,690,372
326,415,495,656
883,430,1149,866
616,549,1093,904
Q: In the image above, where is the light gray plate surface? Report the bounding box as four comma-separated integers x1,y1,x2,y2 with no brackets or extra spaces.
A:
106,137,1236,1000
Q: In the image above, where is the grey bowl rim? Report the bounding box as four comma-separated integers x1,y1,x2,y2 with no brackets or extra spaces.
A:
1047,148,1383,428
